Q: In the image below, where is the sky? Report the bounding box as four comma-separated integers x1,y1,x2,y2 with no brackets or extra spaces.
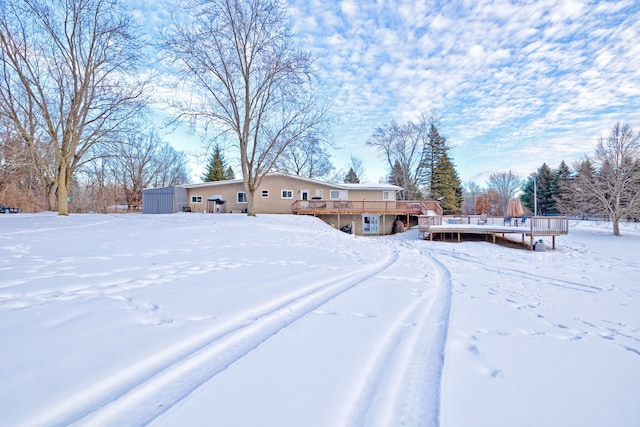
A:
131,0,640,186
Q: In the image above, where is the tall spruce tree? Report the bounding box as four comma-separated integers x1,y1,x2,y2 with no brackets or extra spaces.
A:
572,158,598,219
202,145,232,182
522,163,556,215
431,152,463,214
551,160,573,215
421,124,448,196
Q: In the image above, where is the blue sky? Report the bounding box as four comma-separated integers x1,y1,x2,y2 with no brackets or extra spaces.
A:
132,0,640,186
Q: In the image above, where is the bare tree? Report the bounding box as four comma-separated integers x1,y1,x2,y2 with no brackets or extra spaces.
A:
367,112,445,200
348,155,366,182
576,122,640,236
275,137,333,179
487,171,521,215
105,129,189,209
462,181,483,215
164,0,325,216
0,0,147,215
0,127,46,211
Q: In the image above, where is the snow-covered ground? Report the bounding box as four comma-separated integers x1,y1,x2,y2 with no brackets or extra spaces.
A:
1,213,638,426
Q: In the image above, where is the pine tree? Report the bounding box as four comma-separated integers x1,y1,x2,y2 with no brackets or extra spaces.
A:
344,167,360,183
573,158,599,219
202,145,231,182
431,153,463,214
420,124,448,195
537,163,556,215
387,160,421,199
522,163,556,215
551,160,573,215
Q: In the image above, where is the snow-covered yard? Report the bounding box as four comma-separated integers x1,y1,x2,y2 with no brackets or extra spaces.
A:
1,213,638,426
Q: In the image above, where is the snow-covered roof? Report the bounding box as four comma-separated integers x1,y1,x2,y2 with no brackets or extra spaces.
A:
179,173,402,191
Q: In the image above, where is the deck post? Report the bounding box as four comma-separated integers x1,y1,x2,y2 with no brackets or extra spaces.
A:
383,214,386,236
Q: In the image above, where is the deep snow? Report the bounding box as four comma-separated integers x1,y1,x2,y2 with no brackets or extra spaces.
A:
1,213,639,426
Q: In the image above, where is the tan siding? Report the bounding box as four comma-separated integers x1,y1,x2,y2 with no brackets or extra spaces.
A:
344,189,388,201
187,182,245,213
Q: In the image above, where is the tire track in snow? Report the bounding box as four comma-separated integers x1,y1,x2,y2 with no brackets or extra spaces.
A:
343,241,453,427
425,246,606,293
24,248,399,427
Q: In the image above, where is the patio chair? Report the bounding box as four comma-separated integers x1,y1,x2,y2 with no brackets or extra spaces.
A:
503,217,512,226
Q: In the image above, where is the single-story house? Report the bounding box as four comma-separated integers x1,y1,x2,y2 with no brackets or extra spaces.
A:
143,173,442,235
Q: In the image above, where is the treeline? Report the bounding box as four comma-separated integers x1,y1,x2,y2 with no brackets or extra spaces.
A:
462,122,640,236
0,125,189,213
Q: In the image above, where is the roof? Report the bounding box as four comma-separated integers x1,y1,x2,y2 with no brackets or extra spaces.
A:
179,173,402,191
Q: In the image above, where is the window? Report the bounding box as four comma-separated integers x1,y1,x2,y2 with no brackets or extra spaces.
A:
261,190,269,198
191,195,202,204
237,192,247,203
383,190,395,200
281,189,293,199
315,189,323,199
363,215,380,234
330,190,348,200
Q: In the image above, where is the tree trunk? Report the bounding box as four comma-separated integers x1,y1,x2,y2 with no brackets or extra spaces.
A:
57,161,70,216
46,181,58,212
613,218,621,236
247,188,257,216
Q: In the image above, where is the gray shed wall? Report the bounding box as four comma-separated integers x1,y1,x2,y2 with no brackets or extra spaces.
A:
142,186,188,214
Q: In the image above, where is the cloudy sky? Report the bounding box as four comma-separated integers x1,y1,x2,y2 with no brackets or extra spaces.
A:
133,0,640,185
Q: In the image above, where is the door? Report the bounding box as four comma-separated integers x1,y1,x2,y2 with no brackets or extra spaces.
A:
363,215,380,234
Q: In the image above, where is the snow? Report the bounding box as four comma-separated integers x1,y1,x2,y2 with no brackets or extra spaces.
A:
1,212,639,426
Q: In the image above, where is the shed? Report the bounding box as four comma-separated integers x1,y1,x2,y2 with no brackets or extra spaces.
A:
142,186,188,214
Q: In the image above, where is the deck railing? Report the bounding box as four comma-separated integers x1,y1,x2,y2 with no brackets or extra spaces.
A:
530,216,569,235
292,200,443,216
418,215,569,243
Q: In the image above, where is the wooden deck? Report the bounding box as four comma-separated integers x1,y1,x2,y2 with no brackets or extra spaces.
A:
418,215,569,250
292,200,443,216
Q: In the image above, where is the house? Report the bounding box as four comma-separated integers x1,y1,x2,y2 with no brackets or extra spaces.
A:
143,173,442,235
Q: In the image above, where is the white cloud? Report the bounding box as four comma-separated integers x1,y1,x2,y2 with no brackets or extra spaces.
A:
131,0,640,183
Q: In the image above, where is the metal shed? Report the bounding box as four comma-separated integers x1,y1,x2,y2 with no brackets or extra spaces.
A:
142,186,188,214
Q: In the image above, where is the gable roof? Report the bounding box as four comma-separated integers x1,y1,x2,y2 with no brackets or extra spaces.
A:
179,173,402,191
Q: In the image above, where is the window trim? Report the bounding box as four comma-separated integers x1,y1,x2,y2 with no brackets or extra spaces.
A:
329,189,348,200
261,190,269,198
191,195,203,204
237,192,247,204
281,189,293,199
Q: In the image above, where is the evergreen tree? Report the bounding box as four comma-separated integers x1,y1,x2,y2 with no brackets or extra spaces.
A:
388,160,421,200
537,163,556,215
202,145,231,182
225,165,235,180
431,152,463,214
551,160,573,215
521,175,536,213
344,167,360,183
573,158,599,219
420,124,448,196
522,163,556,215
388,160,404,188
